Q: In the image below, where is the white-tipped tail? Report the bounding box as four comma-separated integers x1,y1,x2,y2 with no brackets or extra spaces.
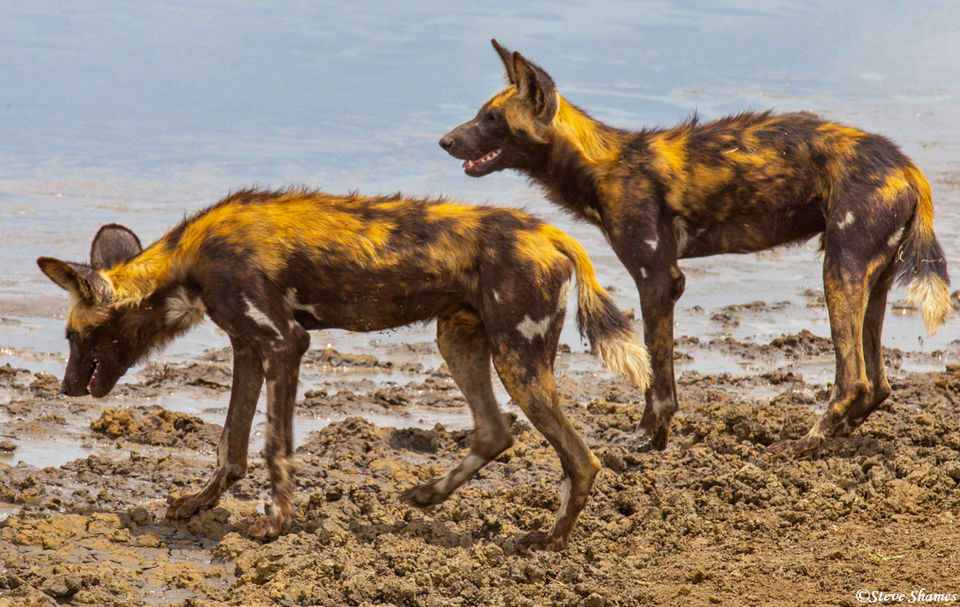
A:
906,274,952,336
545,224,652,391
597,330,652,391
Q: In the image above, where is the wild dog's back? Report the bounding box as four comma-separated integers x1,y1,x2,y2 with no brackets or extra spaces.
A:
102,188,575,331
614,111,927,257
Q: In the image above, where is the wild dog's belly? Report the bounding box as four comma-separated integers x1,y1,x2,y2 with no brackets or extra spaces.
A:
675,203,826,258
285,277,469,332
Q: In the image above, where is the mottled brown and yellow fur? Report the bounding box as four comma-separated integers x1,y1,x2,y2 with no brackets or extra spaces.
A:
38,187,650,549
440,40,951,456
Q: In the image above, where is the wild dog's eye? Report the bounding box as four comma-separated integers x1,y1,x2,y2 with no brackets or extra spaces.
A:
485,111,501,123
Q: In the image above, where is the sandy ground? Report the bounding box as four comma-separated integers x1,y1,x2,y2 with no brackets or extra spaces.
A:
1,302,959,606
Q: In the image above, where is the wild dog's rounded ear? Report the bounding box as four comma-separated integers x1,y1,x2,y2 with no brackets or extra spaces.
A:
512,51,558,122
491,39,516,84
37,257,97,302
90,223,142,269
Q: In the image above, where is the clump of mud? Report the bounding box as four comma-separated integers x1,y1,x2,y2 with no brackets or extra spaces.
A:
90,405,221,449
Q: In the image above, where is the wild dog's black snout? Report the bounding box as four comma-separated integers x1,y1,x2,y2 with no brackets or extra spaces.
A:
60,380,85,397
439,134,454,151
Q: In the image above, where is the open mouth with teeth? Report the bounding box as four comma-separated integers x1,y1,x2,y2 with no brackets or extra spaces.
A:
462,148,502,175
86,358,101,394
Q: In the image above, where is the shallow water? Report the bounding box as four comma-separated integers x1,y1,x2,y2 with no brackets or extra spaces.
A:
2,2,960,450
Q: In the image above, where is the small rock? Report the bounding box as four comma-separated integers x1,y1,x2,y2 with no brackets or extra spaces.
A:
584,593,605,607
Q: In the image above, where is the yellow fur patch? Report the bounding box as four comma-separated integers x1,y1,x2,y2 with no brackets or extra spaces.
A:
105,192,399,306
514,227,569,276
815,122,864,159
877,170,909,204
903,165,935,234
487,87,517,109
67,300,110,337
552,97,622,166
649,131,688,177
722,143,779,168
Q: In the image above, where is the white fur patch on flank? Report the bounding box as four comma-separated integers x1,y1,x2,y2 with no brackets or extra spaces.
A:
645,237,659,251
597,331,651,391
517,314,552,341
887,227,904,248
244,296,281,336
837,211,856,230
906,274,952,336
640,268,648,280
165,288,206,328
493,290,502,303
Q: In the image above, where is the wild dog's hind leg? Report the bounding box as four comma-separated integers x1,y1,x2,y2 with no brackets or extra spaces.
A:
491,340,601,551
837,259,898,435
166,342,263,519
483,277,600,550
402,307,513,506
772,225,882,455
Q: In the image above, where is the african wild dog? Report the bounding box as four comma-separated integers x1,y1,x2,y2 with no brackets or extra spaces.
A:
38,187,651,550
440,40,952,456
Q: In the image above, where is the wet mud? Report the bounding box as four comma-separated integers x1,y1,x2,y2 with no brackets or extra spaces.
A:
1,308,959,606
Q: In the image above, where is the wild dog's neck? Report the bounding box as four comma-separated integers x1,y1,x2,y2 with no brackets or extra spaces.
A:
102,241,187,307
524,97,625,223
113,284,206,370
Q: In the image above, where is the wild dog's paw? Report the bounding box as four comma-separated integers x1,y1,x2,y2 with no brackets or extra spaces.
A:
400,479,450,508
633,426,669,452
164,492,212,520
246,511,288,539
517,529,567,552
767,434,823,458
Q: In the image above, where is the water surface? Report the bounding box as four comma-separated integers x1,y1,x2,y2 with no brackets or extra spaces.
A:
2,0,959,379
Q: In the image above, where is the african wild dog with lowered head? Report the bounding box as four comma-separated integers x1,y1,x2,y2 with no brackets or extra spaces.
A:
440,40,952,456
38,187,651,550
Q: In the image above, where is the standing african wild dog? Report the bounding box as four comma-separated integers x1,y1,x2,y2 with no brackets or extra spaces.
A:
38,187,651,550
440,40,952,456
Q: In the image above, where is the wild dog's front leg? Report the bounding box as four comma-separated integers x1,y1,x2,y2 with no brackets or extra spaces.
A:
247,327,309,538
166,343,263,519
636,264,684,450
614,216,685,451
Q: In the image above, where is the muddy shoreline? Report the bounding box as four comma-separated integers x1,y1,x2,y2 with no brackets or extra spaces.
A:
1,304,959,606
